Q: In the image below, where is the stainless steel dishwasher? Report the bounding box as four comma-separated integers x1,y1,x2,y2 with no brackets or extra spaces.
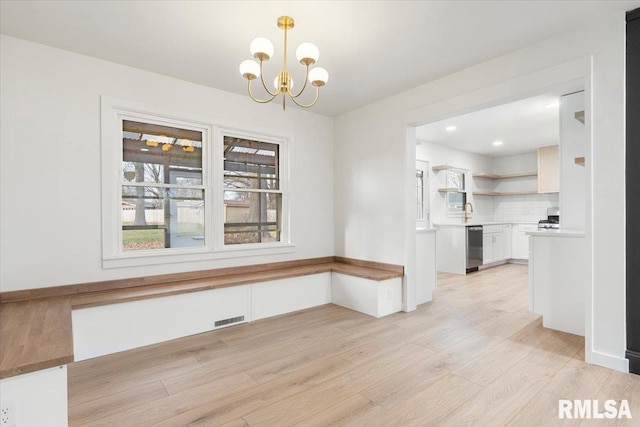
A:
466,225,483,273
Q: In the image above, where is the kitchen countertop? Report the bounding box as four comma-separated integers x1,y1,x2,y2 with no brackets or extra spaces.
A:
526,229,585,238
416,228,438,233
433,221,539,227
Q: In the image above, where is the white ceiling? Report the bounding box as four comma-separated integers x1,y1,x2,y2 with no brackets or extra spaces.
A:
415,91,570,157
1,1,639,116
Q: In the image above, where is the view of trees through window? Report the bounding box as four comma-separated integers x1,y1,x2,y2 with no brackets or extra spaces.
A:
223,136,282,245
120,121,283,251
121,120,204,251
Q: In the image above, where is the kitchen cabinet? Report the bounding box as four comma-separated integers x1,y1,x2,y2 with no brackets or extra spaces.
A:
483,225,504,264
538,145,559,193
502,224,512,259
434,225,467,275
512,224,537,260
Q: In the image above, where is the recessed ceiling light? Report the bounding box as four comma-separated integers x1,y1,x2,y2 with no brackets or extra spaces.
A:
445,126,457,131
544,101,559,109
493,140,503,146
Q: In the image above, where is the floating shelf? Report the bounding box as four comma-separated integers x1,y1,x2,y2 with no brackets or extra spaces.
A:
472,191,501,196
473,190,539,196
432,165,469,172
438,188,466,193
575,157,585,166
473,172,537,179
575,110,585,124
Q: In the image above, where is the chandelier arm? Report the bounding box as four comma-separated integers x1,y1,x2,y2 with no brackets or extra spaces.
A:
291,64,310,99
288,85,320,108
258,61,279,97
248,80,280,104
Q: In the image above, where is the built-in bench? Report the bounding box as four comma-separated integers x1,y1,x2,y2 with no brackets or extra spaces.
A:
0,256,403,379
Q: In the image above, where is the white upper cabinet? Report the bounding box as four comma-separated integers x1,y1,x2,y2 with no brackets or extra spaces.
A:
537,145,559,193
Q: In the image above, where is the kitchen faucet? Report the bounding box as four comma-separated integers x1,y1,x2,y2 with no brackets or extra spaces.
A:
464,202,474,223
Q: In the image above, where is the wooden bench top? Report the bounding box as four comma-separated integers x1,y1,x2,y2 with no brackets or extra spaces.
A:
0,257,403,379
70,262,401,310
0,297,74,379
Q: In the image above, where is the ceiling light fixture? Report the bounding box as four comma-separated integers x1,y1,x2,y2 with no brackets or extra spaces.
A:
445,126,457,131
493,140,503,146
239,16,329,111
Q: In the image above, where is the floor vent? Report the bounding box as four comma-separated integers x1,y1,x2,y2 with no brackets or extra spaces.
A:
214,315,245,328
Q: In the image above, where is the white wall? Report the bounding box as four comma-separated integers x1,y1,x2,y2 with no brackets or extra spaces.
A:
0,35,334,291
416,141,494,223
335,15,627,371
417,145,559,224
493,152,559,223
560,91,586,230
493,152,539,193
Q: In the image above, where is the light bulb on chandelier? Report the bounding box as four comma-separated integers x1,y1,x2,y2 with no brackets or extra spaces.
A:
239,16,329,110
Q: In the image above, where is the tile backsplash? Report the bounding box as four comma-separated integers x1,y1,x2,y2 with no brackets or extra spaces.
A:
493,193,559,223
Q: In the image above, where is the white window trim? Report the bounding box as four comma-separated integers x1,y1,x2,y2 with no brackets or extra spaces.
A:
100,96,294,269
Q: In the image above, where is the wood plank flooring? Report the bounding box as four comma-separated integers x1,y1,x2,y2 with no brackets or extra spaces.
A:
67,264,640,426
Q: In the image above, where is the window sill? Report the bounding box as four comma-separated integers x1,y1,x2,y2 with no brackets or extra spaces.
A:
102,243,296,269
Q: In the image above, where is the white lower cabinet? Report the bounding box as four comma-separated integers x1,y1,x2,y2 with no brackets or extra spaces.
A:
483,225,505,264
502,224,512,259
512,224,538,260
483,233,493,263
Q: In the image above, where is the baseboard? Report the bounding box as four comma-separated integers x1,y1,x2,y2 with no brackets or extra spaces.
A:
587,349,630,373
626,349,640,375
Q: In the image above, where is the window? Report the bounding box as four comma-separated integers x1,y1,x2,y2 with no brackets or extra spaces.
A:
446,169,467,213
223,136,283,245
121,120,205,251
101,97,291,267
416,170,425,220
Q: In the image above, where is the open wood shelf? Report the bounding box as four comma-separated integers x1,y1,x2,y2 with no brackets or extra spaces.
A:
575,157,585,166
575,110,585,124
473,190,539,196
438,188,466,193
432,165,469,172
473,172,537,179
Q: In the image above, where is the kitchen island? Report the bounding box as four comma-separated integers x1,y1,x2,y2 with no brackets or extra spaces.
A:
527,228,586,336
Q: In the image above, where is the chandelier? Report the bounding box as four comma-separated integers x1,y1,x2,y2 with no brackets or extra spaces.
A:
239,16,329,110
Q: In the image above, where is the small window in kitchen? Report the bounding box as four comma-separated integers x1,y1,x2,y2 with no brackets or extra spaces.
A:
446,169,466,213
448,191,467,212
416,170,425,220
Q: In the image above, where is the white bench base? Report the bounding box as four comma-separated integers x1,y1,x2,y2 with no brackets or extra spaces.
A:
72,271,403,361
331,273,402,318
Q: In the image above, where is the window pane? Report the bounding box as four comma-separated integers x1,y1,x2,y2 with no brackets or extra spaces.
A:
416,170,424,220
224,136,279,190
448,192,466,212
122,120,202,185
122,186,204,251
446,170,465,191
223,191,281,245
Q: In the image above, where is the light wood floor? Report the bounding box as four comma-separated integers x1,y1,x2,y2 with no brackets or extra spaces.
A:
68,264,640,426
